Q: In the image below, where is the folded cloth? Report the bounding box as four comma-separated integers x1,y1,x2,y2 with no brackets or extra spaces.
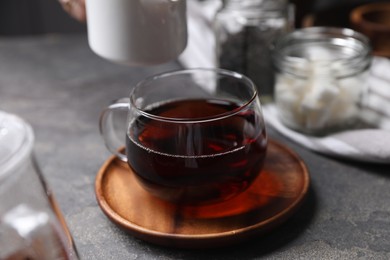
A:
263,105,390,163
178,0,220,69
371,56,390,83
359,57,390,129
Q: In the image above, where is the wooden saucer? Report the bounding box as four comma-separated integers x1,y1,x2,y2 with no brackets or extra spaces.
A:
95,140,309,248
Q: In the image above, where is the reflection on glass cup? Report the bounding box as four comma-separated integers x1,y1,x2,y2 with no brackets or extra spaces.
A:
0,111,78,260
100,68,268,205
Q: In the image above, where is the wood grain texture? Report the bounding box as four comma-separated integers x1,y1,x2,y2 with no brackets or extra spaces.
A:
95,140,310,248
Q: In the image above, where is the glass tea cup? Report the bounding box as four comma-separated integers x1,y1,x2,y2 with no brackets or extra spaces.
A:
0,111,78,259
100,68,268,205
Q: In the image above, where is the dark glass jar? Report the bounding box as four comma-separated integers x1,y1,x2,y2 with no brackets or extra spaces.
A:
214,0,293,99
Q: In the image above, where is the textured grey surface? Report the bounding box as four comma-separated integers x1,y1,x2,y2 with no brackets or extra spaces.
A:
0,34,389,259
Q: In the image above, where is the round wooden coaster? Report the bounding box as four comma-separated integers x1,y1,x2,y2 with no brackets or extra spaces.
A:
95,140,309,248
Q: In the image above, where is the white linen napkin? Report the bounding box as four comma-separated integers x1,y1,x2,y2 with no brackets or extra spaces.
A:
359,57,390,129
263,104,390,163
263,57,390,164
178,0,220,69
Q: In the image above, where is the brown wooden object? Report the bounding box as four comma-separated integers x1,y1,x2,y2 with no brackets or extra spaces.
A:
351,2,390,57
95,140,310,248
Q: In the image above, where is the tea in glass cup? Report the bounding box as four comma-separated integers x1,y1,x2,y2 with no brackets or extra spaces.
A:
100,69,267,205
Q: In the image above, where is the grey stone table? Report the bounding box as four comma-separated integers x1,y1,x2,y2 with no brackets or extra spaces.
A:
0,34,389,259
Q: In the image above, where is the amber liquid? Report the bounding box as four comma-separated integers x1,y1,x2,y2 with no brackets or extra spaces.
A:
126,99,267,205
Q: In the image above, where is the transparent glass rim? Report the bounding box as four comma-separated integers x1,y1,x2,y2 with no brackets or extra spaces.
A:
273,27,372,77
219,0,289,18
0,111,34,181
222,0,288,9
275,27,370,48
130,68,258,124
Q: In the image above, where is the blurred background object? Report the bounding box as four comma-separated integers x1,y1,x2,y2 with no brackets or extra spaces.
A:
350,2,390,57
272,27,372,134
214,0,293,98
0,111,79,259
291,0,390,28
0,0,389,35
0,0,86,35
1,0,389,37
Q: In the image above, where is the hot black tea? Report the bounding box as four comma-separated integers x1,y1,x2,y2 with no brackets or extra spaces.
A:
126,99,267,205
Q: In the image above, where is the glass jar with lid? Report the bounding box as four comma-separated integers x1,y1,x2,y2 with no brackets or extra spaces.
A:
0,111,79,259
273,27,372,135
213,0,293,99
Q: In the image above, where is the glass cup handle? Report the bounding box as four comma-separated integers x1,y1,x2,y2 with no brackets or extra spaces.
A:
99,97,130,162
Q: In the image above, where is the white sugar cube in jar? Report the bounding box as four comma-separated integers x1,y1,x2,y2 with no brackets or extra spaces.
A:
273,27,371,135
